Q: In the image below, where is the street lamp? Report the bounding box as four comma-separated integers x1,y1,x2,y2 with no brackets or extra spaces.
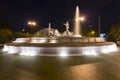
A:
75,16,85,21
98,16,101,35
28,21,36,34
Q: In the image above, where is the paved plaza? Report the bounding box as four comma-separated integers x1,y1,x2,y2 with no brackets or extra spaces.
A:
0,47,119,80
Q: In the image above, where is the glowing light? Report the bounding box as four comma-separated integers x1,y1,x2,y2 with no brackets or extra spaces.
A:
100,44,118,54
73,35,82,37
82,47,98,56
91,31,95,34
8,46,19,54
75,17,85,22
101,50,109,54
108,44,118,52
49,40,57,43
13,38,30,43
59,51,68,57
2,45,9,52
57,47,69,57
30,39,47,43
75,18,79,22
83,51,98,56
28,21,36,26
20,52,36,56
30,37,48,43
79,17,85,21
2,42,118,56
20,47,39,56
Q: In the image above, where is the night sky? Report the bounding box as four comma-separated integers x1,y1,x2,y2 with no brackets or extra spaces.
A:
0,0,120,33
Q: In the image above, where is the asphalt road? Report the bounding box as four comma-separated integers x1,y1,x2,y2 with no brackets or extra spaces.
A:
0,47,119,80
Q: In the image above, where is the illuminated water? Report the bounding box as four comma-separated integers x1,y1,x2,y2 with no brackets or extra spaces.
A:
3,42,118,56
74,6,81,37
0,48,120,80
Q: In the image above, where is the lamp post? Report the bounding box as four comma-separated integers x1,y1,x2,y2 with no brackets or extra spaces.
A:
28,21,36,34
98,16,101,35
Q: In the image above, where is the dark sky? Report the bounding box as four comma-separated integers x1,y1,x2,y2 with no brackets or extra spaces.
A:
0,0,120,33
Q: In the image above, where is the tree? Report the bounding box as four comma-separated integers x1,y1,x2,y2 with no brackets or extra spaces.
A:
13,32,31,38
0,29,13,43
81,25,90,37
81,24,99,37
107,22,120,41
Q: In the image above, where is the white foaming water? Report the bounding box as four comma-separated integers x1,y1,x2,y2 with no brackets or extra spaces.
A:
74,6,81,36
81,46,98,56
2,43,118,56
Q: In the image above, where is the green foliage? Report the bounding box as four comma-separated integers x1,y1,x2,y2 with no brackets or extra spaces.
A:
13,32,31,38
0,29,13,43
81,25,99,37
33,33,46,37
81,25,90,37
0,21,13,43
107,22,120,41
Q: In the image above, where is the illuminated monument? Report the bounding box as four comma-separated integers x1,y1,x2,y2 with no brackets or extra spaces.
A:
2,6,118,56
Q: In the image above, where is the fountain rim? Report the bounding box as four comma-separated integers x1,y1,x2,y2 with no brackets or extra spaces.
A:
5,42,115,47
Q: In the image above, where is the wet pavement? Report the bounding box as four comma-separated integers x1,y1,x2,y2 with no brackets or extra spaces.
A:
0,48,120,80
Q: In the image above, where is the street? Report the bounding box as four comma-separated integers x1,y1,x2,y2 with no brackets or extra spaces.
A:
0,47,119,80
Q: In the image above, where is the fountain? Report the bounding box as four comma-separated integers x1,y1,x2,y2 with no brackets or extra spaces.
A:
63,21,73,36
74,6,81,37
2,6,118,56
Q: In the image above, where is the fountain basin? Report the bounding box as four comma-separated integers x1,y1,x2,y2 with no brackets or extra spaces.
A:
13,37,105,43
2,37,118,56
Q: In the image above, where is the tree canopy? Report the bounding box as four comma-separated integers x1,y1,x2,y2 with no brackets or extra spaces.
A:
107,22,120,41
0,29,13,43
